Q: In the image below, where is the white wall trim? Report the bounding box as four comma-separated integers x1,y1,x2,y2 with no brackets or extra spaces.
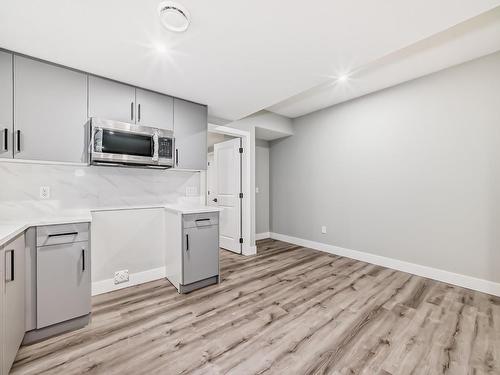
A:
256,232,271,241
270,232,500,297
92,267,166,296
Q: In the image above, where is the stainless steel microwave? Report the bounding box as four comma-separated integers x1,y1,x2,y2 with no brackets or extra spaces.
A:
89,118,174,169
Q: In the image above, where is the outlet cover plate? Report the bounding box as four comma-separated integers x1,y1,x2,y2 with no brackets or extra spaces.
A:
39,186,50,199
321,226,327,234
185,186,198,197
114,269,129,284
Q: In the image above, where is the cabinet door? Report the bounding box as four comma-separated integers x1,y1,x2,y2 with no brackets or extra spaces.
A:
0,51,13,159
182,225,219,285
136,88,173,130
14,56,88,162
2,234,25,375
173,99,207,170
88,76,136,123
37,242,90,328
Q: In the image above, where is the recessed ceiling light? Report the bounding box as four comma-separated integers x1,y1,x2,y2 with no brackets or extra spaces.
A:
158,1,190,33
337,74,350,82
153,42,168,54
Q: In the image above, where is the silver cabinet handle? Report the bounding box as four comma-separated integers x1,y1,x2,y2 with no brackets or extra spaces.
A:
5,249,14,282
3,128,7,151
138,104,141,122
131,102,134,121
16,130,21,153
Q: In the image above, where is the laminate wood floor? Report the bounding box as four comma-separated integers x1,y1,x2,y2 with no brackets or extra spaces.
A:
12,239,500,375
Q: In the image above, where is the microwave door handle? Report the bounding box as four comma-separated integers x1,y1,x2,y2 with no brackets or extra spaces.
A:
152,133,159,161
89,125,95,155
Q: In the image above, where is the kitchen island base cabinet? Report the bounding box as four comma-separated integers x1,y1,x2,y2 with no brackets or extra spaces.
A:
165,210,220,293
0,233,26,375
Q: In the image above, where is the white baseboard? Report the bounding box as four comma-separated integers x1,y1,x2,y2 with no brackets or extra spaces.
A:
92,267,166,296
270,232,500,297
256,232,271,241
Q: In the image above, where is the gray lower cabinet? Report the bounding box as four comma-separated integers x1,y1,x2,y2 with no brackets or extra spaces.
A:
13,56,88,163
1,233,26,375
36,234,90,329
88,76,136,123
136,88,173,130
173,98,208,170
165,210,220,293
0,51,13,159
183,224,219,285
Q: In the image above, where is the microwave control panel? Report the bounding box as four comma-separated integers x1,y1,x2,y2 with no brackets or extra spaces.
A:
158,137,173,158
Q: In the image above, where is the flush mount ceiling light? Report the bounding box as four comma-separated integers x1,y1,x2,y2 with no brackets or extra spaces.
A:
158,1,191,33
336,73,350,83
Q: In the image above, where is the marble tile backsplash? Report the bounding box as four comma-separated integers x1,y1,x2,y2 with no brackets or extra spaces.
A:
0,162,201,221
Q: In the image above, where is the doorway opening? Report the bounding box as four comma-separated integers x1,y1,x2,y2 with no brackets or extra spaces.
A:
204,125,253,255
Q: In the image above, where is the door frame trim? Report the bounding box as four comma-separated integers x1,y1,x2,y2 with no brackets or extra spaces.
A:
206,124,254,255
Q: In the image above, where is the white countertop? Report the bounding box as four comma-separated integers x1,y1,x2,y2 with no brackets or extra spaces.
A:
164,204,222,214
0,204,220,247
0,213,92,247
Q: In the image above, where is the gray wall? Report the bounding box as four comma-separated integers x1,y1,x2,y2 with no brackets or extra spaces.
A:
270,51,500,283
256,139,270,234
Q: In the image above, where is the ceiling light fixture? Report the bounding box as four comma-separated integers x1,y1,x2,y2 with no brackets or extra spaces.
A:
158,1,191,33
153,42,168,54
337,74,350,83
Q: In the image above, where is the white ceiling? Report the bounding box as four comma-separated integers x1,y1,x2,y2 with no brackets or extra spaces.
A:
268,7,500,118
1,1,499,121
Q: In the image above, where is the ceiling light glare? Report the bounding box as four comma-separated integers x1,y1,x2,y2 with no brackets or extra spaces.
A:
337,74,350,83
158,1,191,33
153,42,168,54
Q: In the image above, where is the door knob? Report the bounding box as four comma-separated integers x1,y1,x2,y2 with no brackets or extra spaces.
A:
213,198,218,203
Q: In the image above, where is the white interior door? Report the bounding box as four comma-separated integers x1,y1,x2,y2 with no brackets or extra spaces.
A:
214,138,242,253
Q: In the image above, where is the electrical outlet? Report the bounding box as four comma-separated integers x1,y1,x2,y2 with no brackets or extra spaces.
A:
185,186,198,197
114,269,129,285
255,187,260,194
321,226,327,234
39,186,50,199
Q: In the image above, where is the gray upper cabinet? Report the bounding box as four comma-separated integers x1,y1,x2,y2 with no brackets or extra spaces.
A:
136,88,173,130
14,56,88,163
1,234,26,375
88,76,136,123
173,99,208,170
0,51,13,159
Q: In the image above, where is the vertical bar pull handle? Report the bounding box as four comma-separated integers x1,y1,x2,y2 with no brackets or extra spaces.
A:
186,234,189,251
138,104,141,122
3,128,7,151
131,102,134,121
176,149,179,167
82,248,85,272
5,249,14,282
16,130,21,153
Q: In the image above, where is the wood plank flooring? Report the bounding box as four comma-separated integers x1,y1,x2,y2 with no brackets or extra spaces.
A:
11,239,500,374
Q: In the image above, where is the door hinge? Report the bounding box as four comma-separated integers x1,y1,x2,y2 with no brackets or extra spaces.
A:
239,192,243,199
239,147,243,154
239,238,243,244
